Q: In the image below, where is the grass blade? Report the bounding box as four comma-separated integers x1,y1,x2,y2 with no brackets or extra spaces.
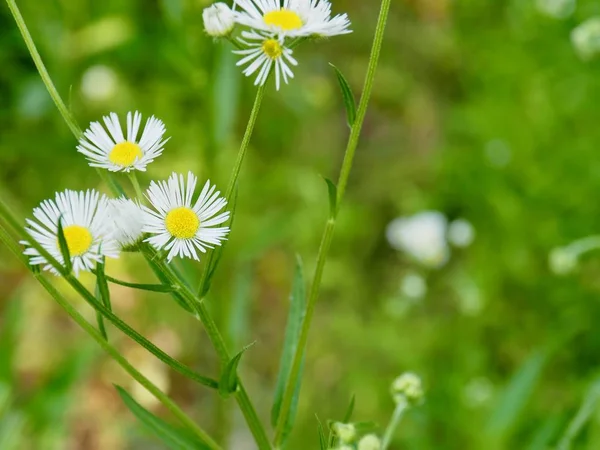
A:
270,255,306,442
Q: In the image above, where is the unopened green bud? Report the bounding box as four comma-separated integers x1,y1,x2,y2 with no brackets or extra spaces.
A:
549,247,577,275
391,372,424,405
332,422,356,443
358,434,381,450
572,18,600,60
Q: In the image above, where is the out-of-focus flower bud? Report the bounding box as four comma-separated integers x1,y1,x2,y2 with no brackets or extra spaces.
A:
358,434,382,450
391,372,424,406
203,3,236,37
448,219,475,248
549,247,577,275
572,18,600,60
386,211,450,268
332,422,356,444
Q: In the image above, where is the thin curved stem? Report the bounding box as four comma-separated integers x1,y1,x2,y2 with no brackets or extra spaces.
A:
5,0,124,196
0,198,219,390
197,84,266,297
39,277,221,450
272,0,393,445
0,225,220,449
143,246,272,450
381,400,408,450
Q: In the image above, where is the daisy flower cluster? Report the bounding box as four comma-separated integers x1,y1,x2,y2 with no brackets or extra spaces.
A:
22,112,230,277
202,0,352,90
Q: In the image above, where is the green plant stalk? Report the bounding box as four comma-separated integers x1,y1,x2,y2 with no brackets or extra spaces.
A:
0,225,220,449
273,0,393,445
128,172,146,203
381,400,408,450
556,384,600,450
0,198,218,390
6,2,269,446
39,277,221,450
5,0,123,197
196,83,266,297
142,246,272,450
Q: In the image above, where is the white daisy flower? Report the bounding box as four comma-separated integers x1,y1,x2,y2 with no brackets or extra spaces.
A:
235,31,298,90
203,2,236,37
142,172,230,262
22,190,120,276
77,111,169,172
234,0,351,38
107,198,146,248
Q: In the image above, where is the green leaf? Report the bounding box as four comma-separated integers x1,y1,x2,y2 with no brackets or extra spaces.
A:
56,216,71,273
270,255,306,439
218,342,255,398
330,63,357,127
486,350,547,438
342,394,356,423
316,415,327,450
102,273,177,293
202,185,239,297
116,386,209,450
322,176,337,218
95,257,110,340
144,254,193,313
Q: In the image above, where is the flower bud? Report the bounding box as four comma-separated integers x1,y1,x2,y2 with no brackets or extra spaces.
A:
332,422,356,443
203,3,235,37
572,18,600,60
358,434,382,450
391,372,424,406
549,247,577,275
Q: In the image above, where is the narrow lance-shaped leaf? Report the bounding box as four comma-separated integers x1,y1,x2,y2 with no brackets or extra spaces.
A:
322,176,337,218
316,415,327,450
218,341,255,398
95,257,110,340
330,63,357,128
202,184,239,297
271,255,306,441
100,273,178,293
56,215,71,273
115,386,210,450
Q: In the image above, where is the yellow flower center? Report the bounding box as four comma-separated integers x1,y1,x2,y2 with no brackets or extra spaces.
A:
61,225,93,256
262,39,283,59
109,142,143,167
165,207,200,239
263,9,303,31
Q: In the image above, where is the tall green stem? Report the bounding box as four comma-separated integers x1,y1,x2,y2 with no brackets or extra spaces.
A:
5,0,123,196
273,0,393,445
39,277,222,450
0,226,220,449
197,84,266,296
0,198,218,390
142,246,272,450
381,400,408,450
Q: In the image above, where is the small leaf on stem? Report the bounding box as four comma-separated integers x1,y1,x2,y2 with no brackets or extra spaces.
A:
218,341,255,398
56,215,72,273
330,63,357,128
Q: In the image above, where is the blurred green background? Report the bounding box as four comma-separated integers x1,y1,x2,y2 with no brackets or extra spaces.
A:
3,0,600,449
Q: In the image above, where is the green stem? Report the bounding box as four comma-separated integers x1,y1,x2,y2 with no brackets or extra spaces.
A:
197,83,266,297
0,225,220,449
273,0,393,445
381,400,408,450
5,0,123,197
37,276,221,450
143,246,271,450
128,172,146,203
0,198,219,390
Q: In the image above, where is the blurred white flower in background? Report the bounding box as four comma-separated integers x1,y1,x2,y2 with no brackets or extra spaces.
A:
448,218,476,248
535,0,576,19
549,246,578,275
386,211,449,268
462,377,494,409
572,18,600,60
400,271,427,300
81,65,118,102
